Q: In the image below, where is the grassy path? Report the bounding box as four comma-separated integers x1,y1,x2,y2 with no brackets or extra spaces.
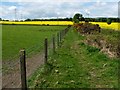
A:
29,28,119,88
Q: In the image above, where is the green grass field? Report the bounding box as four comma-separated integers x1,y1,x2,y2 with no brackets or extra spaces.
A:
2,24,120,88
28,28,119,88
2,25,67,60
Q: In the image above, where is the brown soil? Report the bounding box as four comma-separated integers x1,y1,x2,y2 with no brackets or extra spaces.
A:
2,52,44,88
84,38,118,58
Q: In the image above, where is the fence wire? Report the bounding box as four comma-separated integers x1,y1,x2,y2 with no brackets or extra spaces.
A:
2,26,71,89
2,56,21,88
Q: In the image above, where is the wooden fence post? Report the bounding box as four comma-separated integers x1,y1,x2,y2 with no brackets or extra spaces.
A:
60,31,62,42
64,29,66,35
44,38,48,64
61,30,63,39
57,33,59,47
53,35,55,53
63,29,65,37
59,31,62,47
20,49,27,90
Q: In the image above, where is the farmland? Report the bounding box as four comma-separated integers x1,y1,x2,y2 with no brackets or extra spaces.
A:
2,0,120,89
0,21,73,25
1,22,120,88
1,21,120,30
2,25,67,60
91,22,119,30
2,22,120,60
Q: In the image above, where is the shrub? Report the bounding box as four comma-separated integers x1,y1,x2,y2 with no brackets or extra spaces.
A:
107,18,112,25
73,22,101,34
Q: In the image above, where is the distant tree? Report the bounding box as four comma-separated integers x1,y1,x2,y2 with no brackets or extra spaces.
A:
116,18,120,22
20,20,23,22
85,19,89,23
0,18,2,21
25,18,31,21
80,17,85,21
3,19,9,21
107,18,112,25
70,17,72,21
73,13,83,23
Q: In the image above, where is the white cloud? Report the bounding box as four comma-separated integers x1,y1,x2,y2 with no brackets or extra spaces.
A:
1,1,119,20
8,6,16,10
1,0,94,2
85,9,90,14
101,2,107,5
1,0,120,2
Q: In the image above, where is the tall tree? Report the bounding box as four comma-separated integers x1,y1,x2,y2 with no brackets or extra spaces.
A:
73,13,83,23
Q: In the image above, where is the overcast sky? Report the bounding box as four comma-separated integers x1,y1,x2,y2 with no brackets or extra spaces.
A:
0,0,120,20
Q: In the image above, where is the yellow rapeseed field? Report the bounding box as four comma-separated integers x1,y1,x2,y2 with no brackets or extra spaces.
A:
91,22,120,30
0,21,119,30
0,21,73,25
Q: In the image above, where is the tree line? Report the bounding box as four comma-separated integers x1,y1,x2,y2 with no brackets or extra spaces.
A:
0,17,119,22
72,13,114,25
85,17,120,22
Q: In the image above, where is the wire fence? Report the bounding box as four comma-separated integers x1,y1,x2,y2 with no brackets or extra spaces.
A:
2,25,71,89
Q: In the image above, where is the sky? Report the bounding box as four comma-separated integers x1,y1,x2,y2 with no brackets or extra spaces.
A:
0,0,120,20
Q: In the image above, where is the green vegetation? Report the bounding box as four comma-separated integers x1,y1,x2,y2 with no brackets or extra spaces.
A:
28,28,119,88
107,18,112,25
2,25,67,60
72,13,84,23
85,29,120,56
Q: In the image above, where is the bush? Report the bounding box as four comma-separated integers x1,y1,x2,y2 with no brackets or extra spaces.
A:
74,22,101,34
107,18,112,25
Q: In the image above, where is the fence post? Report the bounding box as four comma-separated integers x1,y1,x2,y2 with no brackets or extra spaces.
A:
57,33,59,47
20,49,27,90
61,30,63,39
64,28,66,35
44,38,48,64
63,29,65,37
53,35,55,53
63,30,65,38
60,31,62,42
60,31,62,47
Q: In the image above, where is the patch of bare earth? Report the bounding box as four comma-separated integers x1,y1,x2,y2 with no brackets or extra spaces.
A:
2,52,44,88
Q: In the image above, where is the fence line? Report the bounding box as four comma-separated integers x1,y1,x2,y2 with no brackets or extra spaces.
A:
2,25,71,89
